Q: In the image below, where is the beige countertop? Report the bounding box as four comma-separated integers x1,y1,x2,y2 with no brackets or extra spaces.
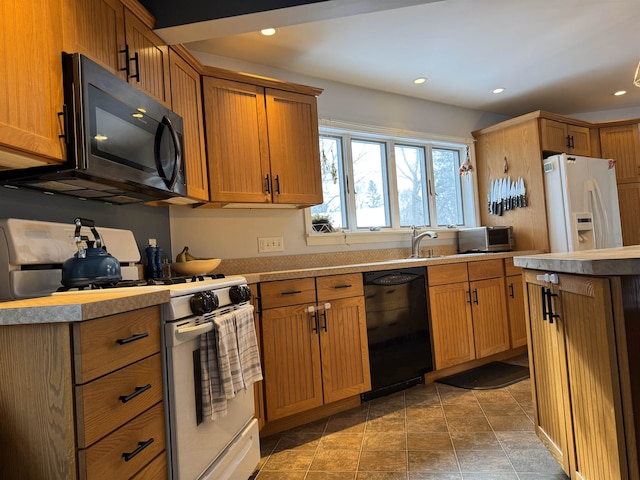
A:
513,246,640,275
0,288,170,325
242,250,537,284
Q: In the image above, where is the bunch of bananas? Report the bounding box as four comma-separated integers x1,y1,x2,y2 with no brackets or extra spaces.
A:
175,246,210,263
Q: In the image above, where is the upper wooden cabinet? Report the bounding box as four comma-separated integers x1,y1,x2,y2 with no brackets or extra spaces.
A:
202,71,324,207
63,0,170,105
0,0,66,166
540,118,592,156
168,48,209,202
599,123,640,184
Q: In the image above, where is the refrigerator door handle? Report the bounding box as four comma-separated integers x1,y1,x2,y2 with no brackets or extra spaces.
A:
591,179,610,249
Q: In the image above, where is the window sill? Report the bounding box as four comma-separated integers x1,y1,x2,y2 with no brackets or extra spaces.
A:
305,228,458,246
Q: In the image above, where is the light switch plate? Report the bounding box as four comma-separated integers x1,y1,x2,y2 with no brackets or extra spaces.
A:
258,236,284,253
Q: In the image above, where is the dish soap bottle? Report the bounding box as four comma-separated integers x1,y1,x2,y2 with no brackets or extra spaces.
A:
145,239,161,279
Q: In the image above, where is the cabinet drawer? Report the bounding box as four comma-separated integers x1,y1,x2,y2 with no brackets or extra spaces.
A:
504,257,522,277
79,402,166,480
468,259,504,281
427,263,468,286
260,278,316,309
316,273,364,301
131,452,167,480
73,306,161,384
76,354,163,447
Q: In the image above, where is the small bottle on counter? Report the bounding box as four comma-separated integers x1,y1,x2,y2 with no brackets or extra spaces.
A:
145,239,162,279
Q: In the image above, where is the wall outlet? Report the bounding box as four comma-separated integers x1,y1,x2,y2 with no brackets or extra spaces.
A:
258,236,284,253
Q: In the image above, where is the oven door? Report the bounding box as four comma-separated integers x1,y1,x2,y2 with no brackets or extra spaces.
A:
164,307,259,480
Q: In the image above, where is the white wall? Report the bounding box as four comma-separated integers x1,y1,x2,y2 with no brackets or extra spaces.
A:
570,105,640,123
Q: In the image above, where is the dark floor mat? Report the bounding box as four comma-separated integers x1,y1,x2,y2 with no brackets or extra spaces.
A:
436,361,529,390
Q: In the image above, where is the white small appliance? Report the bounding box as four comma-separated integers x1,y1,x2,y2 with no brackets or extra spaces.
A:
542,153,623,252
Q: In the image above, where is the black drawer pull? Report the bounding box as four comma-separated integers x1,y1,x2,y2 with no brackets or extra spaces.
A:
281,290,302,296
333,284,352,289
119,384,152,403
122,438,154,462
116,332,149,345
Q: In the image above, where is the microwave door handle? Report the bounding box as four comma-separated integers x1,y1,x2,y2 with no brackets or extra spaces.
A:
156,115,182,190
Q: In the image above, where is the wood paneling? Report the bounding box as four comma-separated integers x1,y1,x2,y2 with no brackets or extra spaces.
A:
265,88,323,205
319,297,371,403
262,304,323,420
203,77,271,204
316,273,364,301
259,278,316,309
599,124,640,184
471,277,510,358
130,452,166,480
72,306,161,383
617,183,640,246
428,282,475,369
169,49,208,201
0,0,65,162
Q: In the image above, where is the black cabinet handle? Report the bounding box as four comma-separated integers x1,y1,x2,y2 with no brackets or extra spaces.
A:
547,291,559,324
466,289,472,304
541,286,549,322
473,289,479,305
119,44,131,77
116,332,149,345
122,438,154,462
333,284,352,289
281,290,302,296
57,105,69,142
509,283,514,298
321,309,328,332
274,175,280,195
310,310,319,334
130,51,140,82
119,384,152,403
265,174,271,194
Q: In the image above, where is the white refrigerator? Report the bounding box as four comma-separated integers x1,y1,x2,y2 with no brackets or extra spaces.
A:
543,153,623,253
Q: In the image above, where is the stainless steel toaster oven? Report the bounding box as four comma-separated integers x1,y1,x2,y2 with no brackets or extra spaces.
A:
458,226,513,253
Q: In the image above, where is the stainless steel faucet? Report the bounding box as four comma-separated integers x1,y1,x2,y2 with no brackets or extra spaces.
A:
410,225,438,258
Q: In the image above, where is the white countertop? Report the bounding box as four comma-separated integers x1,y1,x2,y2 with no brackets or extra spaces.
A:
513,246,640,275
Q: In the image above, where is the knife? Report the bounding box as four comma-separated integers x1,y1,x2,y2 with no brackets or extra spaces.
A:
488,179,494,214
496,178,503,216
521,178,527,207
505,176,511,211
492,179,498,215
501,177,507,215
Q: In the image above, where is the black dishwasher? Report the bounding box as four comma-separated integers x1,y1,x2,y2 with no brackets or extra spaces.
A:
361,267,433,402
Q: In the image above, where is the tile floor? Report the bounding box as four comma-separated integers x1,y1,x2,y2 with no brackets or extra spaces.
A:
253,377,569,480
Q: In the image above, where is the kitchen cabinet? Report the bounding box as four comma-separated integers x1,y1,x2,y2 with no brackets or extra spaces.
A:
249,283,266,431
427,259,510,369
63,0,170,105
599,123,640,184
168,47,209,202
616,183,640,246
0,305,166,479
202,73,324,207
0,0,66,167
504,258,527,348
540,118,592,156
523,270,628,479
260,274,370,421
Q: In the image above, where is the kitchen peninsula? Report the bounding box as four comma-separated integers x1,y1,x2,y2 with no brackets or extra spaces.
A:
514,247,640,480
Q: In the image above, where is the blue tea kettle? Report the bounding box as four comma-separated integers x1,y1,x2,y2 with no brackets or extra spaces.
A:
61,218,122,288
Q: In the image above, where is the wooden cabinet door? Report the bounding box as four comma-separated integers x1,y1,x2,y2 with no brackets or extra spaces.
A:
558,274,627,480
541,119,591,156
470,277,510,358
0,0,66,163
62,0,125,77
428,282,475,369
261,304,323,421
524,271,571,474
203,77,271,204
567,124,591,156
600,124,640,184
123,8,170,105
617,182,640,246
319,297,371,403
506,274,527,348
169,50,208,202
265,89,323,206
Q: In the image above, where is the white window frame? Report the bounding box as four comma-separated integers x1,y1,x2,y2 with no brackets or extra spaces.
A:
306,120,479,246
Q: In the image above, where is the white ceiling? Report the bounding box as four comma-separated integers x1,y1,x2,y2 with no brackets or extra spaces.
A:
160,0,640,117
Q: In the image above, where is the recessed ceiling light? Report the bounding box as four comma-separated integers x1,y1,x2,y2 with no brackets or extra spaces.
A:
614,90,627,96
261,28,276,36
492,88,506,94
413,77,427,85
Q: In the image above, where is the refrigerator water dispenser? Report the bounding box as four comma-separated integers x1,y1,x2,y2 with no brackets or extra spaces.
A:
572,212,595,250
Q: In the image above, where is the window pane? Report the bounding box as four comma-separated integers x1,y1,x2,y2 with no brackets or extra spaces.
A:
395,144,429,227
432,148,464,226
311,136,346,230
351,139,389,228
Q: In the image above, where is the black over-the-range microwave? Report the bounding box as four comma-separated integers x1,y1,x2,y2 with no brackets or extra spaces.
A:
0,52,186,204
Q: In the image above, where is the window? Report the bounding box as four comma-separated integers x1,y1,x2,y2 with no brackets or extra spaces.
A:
311,124,472,235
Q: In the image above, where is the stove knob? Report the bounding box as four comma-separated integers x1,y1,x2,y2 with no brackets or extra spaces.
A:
229,285,251,304
208,290,220,311
190,292,211,316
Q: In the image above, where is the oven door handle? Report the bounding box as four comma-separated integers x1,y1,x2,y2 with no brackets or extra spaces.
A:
174,322,215,342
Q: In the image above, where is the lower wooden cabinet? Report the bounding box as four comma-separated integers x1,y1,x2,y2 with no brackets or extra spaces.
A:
427,260,510,369
0,305,167,479
524,270,629,479
260,274,370,421
504,258,527,348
